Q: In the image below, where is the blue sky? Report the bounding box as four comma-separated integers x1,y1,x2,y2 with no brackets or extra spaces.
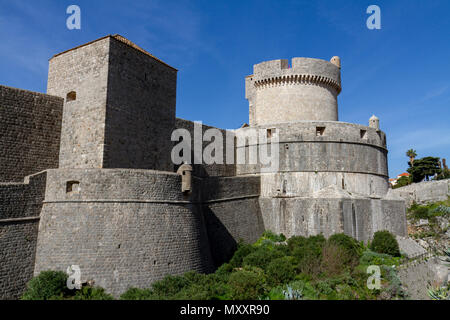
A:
1,0,449,178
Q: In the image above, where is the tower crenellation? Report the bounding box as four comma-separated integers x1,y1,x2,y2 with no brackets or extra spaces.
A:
246,57,342,126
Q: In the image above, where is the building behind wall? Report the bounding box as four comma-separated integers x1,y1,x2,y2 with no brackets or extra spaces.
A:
0,35,407,299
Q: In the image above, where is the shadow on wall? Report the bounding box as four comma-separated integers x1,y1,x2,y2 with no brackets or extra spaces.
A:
201,176,265,268
203,207,238,268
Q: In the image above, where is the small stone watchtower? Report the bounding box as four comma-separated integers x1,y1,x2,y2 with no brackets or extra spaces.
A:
245,57,342,126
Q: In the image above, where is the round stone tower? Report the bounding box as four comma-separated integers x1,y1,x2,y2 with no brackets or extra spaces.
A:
245,57,342,126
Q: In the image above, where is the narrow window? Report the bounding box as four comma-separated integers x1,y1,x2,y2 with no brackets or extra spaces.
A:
66,91,77,102
360,129,367,139
267,128,276,139
66,181,80,194
316,126,325,136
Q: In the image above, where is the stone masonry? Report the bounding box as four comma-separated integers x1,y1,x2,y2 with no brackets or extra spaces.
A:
0,34,407,298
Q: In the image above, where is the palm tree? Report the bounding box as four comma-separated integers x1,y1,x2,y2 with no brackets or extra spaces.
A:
406,149,417,166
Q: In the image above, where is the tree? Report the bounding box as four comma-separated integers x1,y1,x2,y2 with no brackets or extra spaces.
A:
406,149,417,167
407,157,442,182
392,175,411,189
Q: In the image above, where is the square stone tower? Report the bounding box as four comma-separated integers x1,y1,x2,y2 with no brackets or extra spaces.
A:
47,35,177,171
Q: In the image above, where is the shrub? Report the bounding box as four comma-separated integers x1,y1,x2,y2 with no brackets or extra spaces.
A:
266,257,296,286
73,286,113,300
410,206,431,220
254,231,286,247
289,235,326,259
327,233,361,260
265,286,286,300
288,235,326,277
229,242,255,268
175,273,228,300
22,271,69,300
227,268,266,300
320,243,356,277
120,288,156,300
242,247,283,270
359,250,401,266
370,231,400,257
151,274,191,299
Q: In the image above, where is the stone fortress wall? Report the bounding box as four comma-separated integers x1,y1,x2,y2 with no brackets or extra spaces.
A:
34,169,215,297
0,86,63,182
239,55,406,241
391,179,450,206
0,85,63,299
0,172,47,299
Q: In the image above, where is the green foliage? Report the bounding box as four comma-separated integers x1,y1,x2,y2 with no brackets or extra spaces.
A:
266,257,296,286
22,271,114,300
242,247,283,270
327,233,361,261
72,286,113,300
286,280,318,300
392,175,411,189
254,230,286,246
370,230,400,257
265,286,286,300
282,285,303,300
108,232,414,300
227,267,267,300
150,274,191,299
407,156,442,182
228,242,255,268
432,205,450,215
120,288,156,300
408,198,450,221
381,266,407,298
359,250,402,266
406,149,417,161
428,284,450,300
435,168,450,180
22,271,69,300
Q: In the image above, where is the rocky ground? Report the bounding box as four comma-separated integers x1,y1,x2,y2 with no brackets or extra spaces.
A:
395,201,450,300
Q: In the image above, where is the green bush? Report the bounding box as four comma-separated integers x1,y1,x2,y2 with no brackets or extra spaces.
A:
370,230,400,257
289,235,326,259
266,257,296,286
288,235,326,276
359,250,401,266
229,242,255,268
254,231,286,247
227,267,266,300
151,274,191,299
327,233,360,260
242,247,283,270
73,286,113,300
176,274,228,300
120,288,156,300
22,271,69,300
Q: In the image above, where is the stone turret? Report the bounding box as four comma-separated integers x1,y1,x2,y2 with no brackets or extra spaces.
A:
245,57,342,126
369,115,380,130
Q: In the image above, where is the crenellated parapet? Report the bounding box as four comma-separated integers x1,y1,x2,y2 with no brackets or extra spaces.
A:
246,57,342,126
